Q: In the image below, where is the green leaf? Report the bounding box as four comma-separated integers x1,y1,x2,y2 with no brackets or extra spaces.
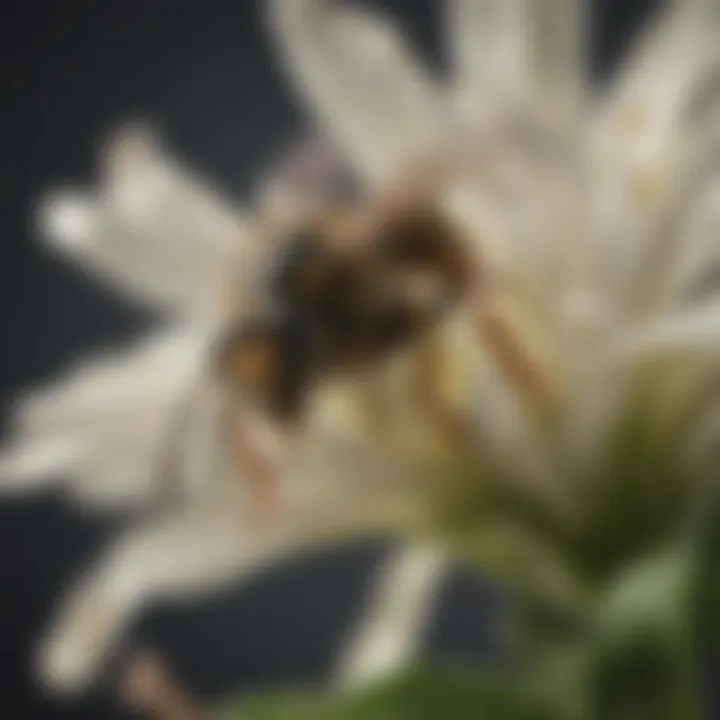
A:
213,665,559,720
584,549,704,720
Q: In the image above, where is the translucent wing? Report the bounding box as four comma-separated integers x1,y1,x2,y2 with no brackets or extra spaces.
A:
38,124,252,324
255,133,364,220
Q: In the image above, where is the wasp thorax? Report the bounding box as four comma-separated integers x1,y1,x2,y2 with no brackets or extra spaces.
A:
375,204,472,307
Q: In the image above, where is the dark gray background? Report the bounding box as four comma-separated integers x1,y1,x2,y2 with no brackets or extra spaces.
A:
0,1,658,717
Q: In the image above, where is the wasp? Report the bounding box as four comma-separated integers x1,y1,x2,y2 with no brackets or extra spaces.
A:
212,140,552,529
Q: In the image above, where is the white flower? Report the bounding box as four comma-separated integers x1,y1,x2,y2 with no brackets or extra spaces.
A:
3,0,720,700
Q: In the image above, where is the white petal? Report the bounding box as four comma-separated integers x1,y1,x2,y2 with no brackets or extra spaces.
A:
618,297,720,359
470,370,575,526
590,3,719,305
267,0,443,186
660,174,720,305
335,543,449,689
36,509,251,694
0,438,82,495
527,0,587,127
447,0,587,127
35,428,426,693
38,191,100,250
39,126,252,323
447,0,528,109
1,328,211,510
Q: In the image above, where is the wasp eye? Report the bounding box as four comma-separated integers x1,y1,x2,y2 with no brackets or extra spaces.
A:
375,209,473,294
215,322,280,397
367,304,417,351
215,311,324,419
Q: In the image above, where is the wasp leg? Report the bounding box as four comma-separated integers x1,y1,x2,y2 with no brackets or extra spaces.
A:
351,366,397,446
471,291,556,418
120,650,205,720
410,331,475,449
224,404,289,533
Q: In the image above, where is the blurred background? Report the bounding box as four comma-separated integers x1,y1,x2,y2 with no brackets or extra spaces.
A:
0,1,659,717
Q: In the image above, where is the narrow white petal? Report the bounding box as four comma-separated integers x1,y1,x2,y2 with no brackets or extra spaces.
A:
590,3,719,305
661,175,720,305
38,192,100,250
447,0,587,126
35,423,430,693
0,438,81,493
334,543,449,689
267,0,443,186
618,298,720,359
470,370,576,526
39,126,251,323
36,510,251,694
2,328,210,510
681,0,720,26
447,0,528,107
528,0,587,125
